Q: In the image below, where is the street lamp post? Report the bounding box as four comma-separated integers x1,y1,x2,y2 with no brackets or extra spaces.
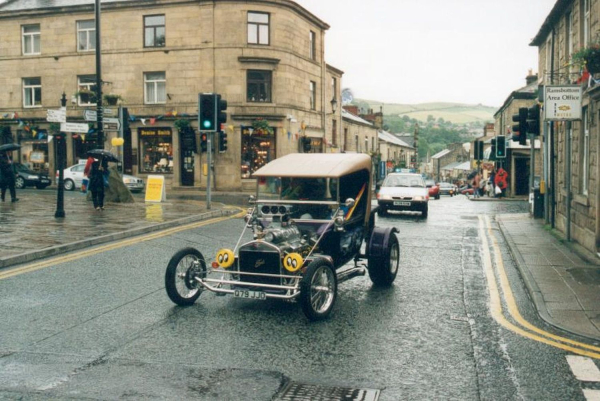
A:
330,97,338,151
55,93,67,218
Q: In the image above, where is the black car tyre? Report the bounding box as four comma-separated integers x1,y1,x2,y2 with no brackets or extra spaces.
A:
299,259,337,321
15,176,25,189
63,179,75,191
377,207,388,216
368,233,400,286
435,194,440,200
422,205,428,219
165,247,206,306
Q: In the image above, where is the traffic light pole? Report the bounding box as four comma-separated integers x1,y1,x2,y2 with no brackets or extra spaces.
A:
206,132,212,210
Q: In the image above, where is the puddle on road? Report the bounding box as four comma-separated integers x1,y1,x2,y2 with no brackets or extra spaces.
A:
145,203,164,222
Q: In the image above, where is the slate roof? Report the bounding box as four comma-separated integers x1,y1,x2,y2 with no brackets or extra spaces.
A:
341,109,373,127
431,149,451,159
378,130,413,149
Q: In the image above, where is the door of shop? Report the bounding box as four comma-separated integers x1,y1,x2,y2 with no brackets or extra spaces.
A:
180,132,195,186
515,157,529,196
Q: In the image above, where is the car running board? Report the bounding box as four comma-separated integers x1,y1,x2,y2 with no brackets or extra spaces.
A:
337,267,366,284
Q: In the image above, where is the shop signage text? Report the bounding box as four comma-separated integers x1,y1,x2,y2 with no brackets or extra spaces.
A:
544,85,582,121
140,127,172,137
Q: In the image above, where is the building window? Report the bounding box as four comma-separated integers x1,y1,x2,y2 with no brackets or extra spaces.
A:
144,72,166,104
372,137,375,152
309,81,316,110
242,126,276,177
332,77,337,103
545,36,552,78
248,12,269,45
23,77,41,108
77,75,97,106
139,127,173,173
144,15,165,47
332,119,337,147
581,107,589,195
309,30,316,60
247,70,272,102
22,24,40,55
343,128,348,151
77,20,96,51
355,134,359,152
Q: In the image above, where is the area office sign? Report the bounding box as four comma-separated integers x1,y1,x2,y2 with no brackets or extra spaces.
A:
544,85,582,121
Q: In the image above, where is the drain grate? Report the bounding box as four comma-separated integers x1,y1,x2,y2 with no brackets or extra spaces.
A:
276,381,380,401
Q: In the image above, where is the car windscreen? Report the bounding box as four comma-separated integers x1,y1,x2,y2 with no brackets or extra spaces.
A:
383,175,424,188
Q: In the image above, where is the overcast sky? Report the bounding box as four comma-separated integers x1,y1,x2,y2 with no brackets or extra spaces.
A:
295,0,557,108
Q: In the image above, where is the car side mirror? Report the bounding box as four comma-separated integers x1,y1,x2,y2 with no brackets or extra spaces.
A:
345,198,355,208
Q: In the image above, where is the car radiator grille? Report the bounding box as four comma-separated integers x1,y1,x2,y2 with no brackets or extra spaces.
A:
238,248,282,287
392,196,413,200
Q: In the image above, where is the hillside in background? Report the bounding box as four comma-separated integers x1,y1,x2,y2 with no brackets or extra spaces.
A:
353,99,496,125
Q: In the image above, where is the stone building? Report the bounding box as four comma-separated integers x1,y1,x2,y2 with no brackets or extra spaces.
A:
0,0,343,191
493,72,542,197
531,0,599,254
341,107,378,154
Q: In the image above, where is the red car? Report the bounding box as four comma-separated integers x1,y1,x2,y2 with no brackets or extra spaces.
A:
425,180,440,200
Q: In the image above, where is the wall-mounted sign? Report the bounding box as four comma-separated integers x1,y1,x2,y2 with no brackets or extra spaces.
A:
544,85,582,121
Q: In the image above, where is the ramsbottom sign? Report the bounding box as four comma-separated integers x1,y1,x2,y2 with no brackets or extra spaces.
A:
544,85,582,121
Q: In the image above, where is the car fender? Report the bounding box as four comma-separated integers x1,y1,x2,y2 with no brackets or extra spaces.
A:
367,226,399,259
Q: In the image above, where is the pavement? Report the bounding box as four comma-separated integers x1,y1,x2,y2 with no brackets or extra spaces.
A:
1,188,599,343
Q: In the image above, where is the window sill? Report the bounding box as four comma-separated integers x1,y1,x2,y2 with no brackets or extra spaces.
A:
574,194,589,207
23,105,42,109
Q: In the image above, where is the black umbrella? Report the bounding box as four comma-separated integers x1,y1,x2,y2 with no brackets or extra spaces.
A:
0,143,21,152
467,170,478,180
86,149,119,163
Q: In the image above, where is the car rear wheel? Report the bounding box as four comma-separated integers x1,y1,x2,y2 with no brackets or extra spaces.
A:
377,207,388,216
368,233,400,286
63,179,75,191
299,259,337,321
422,205,428,219
15,176,25,189
165,247,206,306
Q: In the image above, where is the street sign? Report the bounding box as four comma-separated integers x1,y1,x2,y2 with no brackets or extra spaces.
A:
83,109,97,121
46,109,66,123
60,122,89,133
103,117,121,131
103,108,115,116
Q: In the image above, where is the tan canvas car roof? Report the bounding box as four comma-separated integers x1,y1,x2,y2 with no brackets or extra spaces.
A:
253,153,372,178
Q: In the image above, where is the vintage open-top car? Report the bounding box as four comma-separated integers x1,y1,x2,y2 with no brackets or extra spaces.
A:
164,153,400,320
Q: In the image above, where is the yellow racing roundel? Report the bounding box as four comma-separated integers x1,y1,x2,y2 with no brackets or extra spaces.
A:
283,253,303,273
216,249,235,269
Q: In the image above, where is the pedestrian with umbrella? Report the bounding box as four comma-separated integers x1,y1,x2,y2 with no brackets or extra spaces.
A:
84,149,115,210
0,143,20,202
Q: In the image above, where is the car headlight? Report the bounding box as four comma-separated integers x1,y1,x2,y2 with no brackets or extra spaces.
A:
123,178,133,184
214,249,235,269
378,194,392,200
413,196,424,201
27,175,39,180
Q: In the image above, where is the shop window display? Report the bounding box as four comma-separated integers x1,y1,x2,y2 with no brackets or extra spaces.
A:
241,126,275,178
17,129,48,174
139,127,173,173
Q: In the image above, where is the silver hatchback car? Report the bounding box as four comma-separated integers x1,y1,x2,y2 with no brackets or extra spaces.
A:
58,162,145,193
376,173,429,218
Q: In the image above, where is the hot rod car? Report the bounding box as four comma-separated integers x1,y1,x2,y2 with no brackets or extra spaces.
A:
164,153,400,321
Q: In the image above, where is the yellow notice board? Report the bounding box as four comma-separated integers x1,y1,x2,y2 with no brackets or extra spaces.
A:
145,175,166,202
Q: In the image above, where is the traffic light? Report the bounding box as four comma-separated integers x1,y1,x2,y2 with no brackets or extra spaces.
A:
199,93,217,131
527,104,541,137
490,137,496,160
218,131,228,152
496,135,507,158
199,133,208,152
511,107,528,145
474,140,484,160
217,95,227,130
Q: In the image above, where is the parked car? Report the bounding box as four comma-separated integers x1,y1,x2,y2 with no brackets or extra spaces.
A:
425,179,440,200
460,185,475,196
438,182,456,196
13,163,52,189
58,162,145,192
376,172,429,218
164,153,400,321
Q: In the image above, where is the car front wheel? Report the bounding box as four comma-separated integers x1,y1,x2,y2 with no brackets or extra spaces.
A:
15,176,25,189
63,179,75,191
299,259,337,321
422,205,428,218
165,247,206,306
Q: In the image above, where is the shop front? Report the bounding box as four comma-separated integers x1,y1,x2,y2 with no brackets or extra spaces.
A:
17,129,49,175
241,125,276,178
138,127,173,174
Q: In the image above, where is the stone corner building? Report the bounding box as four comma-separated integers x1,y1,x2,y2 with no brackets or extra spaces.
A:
0,0,351,191
530,0,599,254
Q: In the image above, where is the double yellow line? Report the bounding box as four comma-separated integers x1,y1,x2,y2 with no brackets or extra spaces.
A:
0,210,245,281
479,215,600,359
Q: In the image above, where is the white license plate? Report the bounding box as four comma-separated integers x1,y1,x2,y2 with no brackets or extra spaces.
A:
393,201,411,206
233,289,267,300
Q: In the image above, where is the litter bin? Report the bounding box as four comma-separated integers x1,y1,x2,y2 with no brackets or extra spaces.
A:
532,188,544,218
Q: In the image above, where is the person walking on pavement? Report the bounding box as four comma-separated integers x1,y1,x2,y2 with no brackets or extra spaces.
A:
0,151,19,202
84,156,108,210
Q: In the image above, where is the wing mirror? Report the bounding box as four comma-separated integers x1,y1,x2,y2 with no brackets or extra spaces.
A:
345,198,355,208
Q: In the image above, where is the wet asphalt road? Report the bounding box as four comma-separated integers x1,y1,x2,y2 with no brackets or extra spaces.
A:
0,194,595,400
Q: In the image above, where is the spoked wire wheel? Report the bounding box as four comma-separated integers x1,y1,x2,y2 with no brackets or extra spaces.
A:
300,259,337,321
165,247,206,306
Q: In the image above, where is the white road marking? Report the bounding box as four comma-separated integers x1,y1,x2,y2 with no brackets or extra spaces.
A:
583,389,600,401
567,355,600,382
